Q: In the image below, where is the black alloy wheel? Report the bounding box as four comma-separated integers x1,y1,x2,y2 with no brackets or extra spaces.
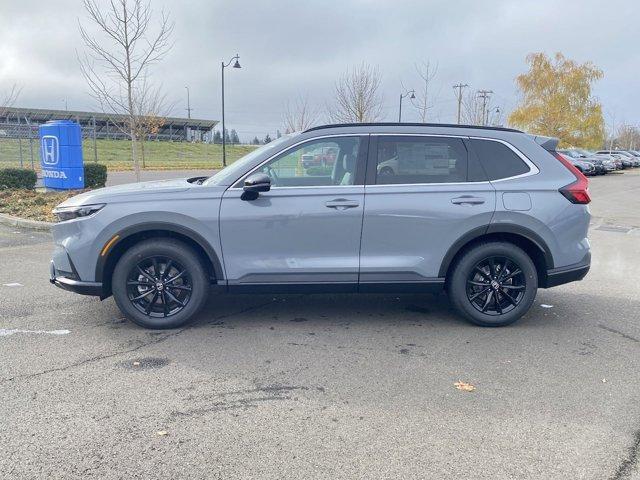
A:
126,255,193,318
466,256,526,316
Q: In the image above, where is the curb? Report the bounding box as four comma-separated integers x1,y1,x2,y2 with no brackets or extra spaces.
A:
0,213,53,232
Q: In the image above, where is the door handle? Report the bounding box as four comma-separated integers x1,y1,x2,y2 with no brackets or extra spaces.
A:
325,198,360,210
451,196,485,205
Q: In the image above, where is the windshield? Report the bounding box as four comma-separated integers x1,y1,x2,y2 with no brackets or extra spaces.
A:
204,133,297,186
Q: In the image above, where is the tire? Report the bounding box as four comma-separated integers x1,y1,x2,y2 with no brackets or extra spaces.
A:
112,238,209,329
448,242,538,327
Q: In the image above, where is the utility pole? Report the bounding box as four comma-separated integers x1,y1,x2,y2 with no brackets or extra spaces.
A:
185,86,192,119
477,90,493,126
452,83,468,124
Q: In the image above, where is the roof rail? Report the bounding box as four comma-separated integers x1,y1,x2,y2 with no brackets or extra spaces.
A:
304,122,523,134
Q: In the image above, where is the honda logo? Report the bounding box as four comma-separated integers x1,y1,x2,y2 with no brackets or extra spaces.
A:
41,135,59,165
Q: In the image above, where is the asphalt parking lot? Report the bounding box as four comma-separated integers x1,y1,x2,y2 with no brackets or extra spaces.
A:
1,171,639,479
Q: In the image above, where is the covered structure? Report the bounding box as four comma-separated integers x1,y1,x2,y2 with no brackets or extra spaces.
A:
1,107,218,142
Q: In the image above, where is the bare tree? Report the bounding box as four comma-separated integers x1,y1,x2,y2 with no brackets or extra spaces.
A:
78,0,174,181
410,61,439,122
133,78,173,167
328,63,384,123
615,124,640,150
0,84,22,119
283,94,319,132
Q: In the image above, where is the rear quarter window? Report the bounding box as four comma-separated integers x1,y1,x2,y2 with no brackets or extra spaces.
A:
470,139,530,180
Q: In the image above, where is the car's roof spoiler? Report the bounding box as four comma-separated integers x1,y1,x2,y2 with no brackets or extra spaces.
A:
529,134,559,152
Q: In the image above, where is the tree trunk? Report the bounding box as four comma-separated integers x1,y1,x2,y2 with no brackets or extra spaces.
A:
131,126,140,182
140,138,146,169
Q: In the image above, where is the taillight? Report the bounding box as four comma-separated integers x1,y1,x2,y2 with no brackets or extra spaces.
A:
553,152,591,204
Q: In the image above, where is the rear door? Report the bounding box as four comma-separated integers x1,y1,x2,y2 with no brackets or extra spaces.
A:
359,134,496,286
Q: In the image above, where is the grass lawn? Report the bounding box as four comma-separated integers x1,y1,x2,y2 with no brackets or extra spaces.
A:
0,189,83,222
0,138,257,171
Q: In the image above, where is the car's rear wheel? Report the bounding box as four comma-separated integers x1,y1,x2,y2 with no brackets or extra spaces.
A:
112,238,209,329
448,242,538,327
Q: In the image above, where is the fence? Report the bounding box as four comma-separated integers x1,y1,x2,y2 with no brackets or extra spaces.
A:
0,121,257,171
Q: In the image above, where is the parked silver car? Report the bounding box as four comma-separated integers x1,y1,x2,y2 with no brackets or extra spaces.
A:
50,124,591,328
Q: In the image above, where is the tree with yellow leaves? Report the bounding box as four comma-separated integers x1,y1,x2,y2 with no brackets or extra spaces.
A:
508,53,605,149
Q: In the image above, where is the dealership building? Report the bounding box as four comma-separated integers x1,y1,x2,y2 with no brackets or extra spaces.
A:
1,107,218,143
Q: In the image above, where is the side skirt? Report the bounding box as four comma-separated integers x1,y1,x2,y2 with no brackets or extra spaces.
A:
225,280,445,295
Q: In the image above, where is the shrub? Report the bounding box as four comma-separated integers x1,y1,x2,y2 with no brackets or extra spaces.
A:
0,168,38,190
84,163,108,188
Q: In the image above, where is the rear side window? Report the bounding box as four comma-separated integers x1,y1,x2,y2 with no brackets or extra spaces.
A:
470,139,530,180
375,136,468,184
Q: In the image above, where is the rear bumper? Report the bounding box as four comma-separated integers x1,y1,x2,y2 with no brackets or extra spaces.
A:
50,261,103,296
542,253,590,288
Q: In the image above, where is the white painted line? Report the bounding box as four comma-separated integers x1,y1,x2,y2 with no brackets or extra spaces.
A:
0,329,70,337
3,283,24,287
540,304,554,308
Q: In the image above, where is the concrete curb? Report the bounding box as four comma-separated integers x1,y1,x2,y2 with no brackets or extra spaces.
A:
0,213,53,232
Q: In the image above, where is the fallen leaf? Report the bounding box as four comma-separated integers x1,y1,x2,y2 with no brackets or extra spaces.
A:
133,361,141,366
156,430,168,436
454,381,476,392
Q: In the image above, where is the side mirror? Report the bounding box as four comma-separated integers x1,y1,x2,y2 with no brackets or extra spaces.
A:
241,172,270,200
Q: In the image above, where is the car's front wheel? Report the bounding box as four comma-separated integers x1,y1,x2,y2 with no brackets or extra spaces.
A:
112,238,209,329
448,242,538,327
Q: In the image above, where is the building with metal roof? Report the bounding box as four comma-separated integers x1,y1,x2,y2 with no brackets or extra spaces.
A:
1,107,218,142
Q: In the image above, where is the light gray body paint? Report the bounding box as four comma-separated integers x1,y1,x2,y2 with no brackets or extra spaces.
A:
51,124,590,290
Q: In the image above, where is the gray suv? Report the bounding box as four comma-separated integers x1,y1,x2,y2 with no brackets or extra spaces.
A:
50,124,591,328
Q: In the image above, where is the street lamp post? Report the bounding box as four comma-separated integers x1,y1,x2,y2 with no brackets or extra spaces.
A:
398,89,415,122
221,54,241,167
185,86,192,119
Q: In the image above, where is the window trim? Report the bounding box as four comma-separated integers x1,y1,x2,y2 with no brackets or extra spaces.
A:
229,134,369,190
365,134,538,187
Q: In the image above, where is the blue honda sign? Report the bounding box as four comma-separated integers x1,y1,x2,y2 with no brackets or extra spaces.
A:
39,120,84,190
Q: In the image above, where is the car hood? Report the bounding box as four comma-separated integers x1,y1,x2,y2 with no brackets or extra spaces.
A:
56,178,199,208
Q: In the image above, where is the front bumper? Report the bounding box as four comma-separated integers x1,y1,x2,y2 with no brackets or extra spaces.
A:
50,261,103,296
541,253,591,288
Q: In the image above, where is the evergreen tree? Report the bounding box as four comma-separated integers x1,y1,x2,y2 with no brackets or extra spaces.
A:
213,130,222,144
276,129,282,139
224,128,231,144
230,129,240,144
251,136,260,145
264,133,272,144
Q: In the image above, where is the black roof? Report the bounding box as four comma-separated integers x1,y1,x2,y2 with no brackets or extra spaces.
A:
304,122,522,133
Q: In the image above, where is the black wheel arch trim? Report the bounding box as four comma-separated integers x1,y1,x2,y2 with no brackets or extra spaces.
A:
438,224,554,278
95,222,225,285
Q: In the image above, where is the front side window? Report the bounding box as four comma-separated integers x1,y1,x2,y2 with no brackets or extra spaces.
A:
375,136,468,184
257,136,361,187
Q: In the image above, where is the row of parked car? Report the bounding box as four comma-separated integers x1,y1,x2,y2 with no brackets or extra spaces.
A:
558,149,640,175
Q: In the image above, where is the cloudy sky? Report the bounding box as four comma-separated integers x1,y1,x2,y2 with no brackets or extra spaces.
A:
1,0,638,140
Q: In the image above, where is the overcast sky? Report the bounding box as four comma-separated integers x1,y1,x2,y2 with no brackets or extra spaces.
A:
1,0,638,140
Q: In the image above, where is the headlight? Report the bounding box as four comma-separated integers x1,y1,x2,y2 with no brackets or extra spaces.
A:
52,204,105,222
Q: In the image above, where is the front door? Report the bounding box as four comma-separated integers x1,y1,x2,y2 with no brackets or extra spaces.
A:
219,135,368,290
359,134,496,285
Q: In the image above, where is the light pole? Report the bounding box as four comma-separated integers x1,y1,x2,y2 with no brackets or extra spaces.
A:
398,89,415,122
221,54,241,167
185,86,192,119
